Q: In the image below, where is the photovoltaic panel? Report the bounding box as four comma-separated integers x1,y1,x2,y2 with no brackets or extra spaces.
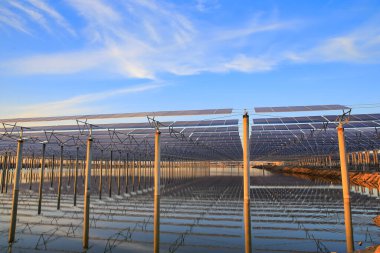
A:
0,108,233,123
254,104,349,113
253,114,380,125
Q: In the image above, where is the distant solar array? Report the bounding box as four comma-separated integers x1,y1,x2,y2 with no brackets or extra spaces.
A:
254,104,350,113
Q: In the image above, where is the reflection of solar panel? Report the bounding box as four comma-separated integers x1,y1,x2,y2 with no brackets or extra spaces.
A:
0,108,233,123
254,104,349,113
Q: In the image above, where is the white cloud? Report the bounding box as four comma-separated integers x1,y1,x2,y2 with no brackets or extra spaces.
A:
8,84,163,118
7,1,51,32
286,20,380,64
0,0,291,78
26,0,76,35
4,50,108,75
222,54,276,72
0,7,30,34
195,0,220,12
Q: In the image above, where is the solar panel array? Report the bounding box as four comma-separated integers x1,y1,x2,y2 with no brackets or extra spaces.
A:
0,109,242,161
1,107,379,162
0,108,233,123
254,104,349,113
250,113,380,161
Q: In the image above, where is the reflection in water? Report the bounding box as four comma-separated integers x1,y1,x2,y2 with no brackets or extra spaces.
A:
244,199,252,253
344,198,354,253
154,194,160,253
2,169,380,253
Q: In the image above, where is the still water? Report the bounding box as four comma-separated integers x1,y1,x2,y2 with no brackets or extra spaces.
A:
0,168,379,253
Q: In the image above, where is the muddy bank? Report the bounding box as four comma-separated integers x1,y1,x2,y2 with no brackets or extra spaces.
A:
269,166,380,189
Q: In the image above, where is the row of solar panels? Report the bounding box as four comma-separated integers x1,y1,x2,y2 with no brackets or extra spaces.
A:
254,104,349,113
252,121,380,131
0,109,233,123
252,113,380,125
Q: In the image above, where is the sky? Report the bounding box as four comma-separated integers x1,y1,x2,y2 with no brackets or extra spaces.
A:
0,0,380,118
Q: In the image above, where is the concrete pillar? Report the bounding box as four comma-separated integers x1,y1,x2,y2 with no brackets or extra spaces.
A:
243,113,252,253
138,155,141,191
154,130,161,253
74,147,79,206
125,153,129,194
29,154,33,190
149,159,153,189
117,152,121,195
132,155,135,192
374,150,379,166
329,155,332,169
83,136,93,249
57,146,63,210
50,155,54,188
109,150,113,198
8,139,23,243
99,150,103,199
38,143,46,214
1,152,7,193
337,124,354,253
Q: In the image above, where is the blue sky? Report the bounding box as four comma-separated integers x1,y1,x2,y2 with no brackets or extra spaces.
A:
0,0,380,118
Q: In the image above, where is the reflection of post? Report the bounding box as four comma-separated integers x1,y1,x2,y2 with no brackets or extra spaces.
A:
243,112,252,253
83,136,93,249
8,138,23,243
337,123,354,253
154,130,161,253
38,143,46,214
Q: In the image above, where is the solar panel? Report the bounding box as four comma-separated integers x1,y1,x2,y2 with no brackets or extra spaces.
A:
0,108,233,123
254,104,349,113
253,114,380,125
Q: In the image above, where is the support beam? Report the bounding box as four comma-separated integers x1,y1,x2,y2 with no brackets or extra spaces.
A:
243,112,252,253
154,130,161,253
8,138,23,243
83,136,93,249
337,123,354,253
38,143,46,215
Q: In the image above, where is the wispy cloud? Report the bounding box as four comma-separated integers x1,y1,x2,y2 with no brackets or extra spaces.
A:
7,1,50,32
195,0,220,12
8,83,163,118
1,0,288,78
0,6,30,34
26,0,76,35
285,18,380,64
1,0,75,36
